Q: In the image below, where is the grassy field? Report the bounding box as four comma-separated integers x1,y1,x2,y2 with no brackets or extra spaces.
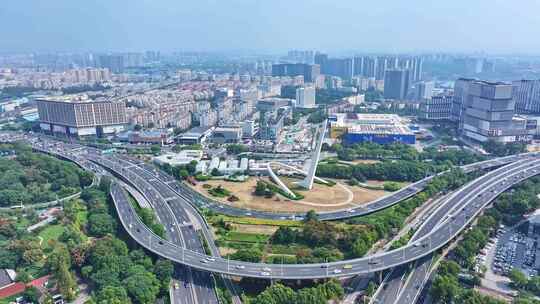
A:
38,224,65,247
221,231,270,243
210,215,303,227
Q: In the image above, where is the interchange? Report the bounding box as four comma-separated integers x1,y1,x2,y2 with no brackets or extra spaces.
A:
19,135,540,281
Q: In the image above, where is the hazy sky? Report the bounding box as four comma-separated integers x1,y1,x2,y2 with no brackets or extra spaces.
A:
2,0,540,54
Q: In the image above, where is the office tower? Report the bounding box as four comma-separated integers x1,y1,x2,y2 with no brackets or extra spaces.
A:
462,81,528,143
376,57,389,80
287,50,314,63
98,54,125,73
452,78,475,129
419,94,453,120
37,97,126,137
296,86,316,108
353,56,364,76
383,69,410,100
387,56,399,70
513,80,540,114
415,81,434,100
362,57,377,78
271,63,320,82
324,58,354,80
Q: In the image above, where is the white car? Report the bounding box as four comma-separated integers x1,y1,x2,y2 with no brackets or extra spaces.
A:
206,257,216,262
260,272,270,276
263,267,271,272
333,269,342,274
235,265,245,269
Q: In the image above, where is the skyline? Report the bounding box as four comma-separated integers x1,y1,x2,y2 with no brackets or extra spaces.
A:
2,0,540,54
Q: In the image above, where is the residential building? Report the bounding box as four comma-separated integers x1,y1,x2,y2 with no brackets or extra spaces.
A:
384,69,410,100
452,78,475,128
295,85,316,108
271,63,320,82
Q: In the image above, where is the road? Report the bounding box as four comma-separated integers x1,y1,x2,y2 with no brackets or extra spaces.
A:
16,134,540,281
372,157,536,304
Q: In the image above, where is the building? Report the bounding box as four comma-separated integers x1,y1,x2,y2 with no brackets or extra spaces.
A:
256,98,291,112
271,63,320,82
295,86,316,108
419,94,453,120
177,126,213,145
326,101,355,115
153,150,203,167
259,108,290,141
329,113,415,145
384,69,410,100
513,80,540,114
98,54,125,73
37,96,126,137
462,81,529,143
415,81,434,101
324,58,354,80
212,127,243,144
117,130,174,145
451,78,475,128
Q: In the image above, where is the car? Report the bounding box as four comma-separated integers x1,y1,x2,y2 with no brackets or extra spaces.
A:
333,269,342,274
343,264,353,269
347,209,355,213
174,282,179,289
263,267,271,272
321,264,329,268
235,265,245,269
206,257,216,262
200,259,208,263
260,272,270,276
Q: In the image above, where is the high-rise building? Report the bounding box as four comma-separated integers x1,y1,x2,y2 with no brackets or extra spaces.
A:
324,58,354,80
314,52,328,71
451,78,475,128
462,81,529,143
37,96,126,137
353,56,364,76
415,81,434,101
419,94,453,120
295,86,316,108
376,57,389,80
513,80,540,114
271,63,320,82
383,69,410,100
411,57,424,82
98,54,125,73
362,57,377,78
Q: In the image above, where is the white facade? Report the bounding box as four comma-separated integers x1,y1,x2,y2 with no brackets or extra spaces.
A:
296,86,316,108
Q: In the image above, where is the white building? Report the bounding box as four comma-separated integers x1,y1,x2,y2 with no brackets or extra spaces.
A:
296,85,316,108
152,150,203,166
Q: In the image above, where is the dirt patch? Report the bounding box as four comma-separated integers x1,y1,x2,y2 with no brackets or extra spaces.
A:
190,177,389,213
231,224,279,235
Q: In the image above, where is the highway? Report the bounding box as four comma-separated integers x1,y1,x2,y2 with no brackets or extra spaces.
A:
147,152,536,221
12,134,540,281
371,157,539,304
105,154,540,279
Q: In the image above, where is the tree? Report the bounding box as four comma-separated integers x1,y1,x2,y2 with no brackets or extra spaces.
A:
510,269,528,289
88,213,116,237
123,270,161,304
304,210,319,222
254,181,267,196
228,247,263,263
430,274,460,303
95,286,132,304
23,286,40,303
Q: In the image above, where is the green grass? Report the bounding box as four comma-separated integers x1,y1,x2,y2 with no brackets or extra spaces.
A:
222,231,270,243
208,186,231,198
76,210,89,226
212,215,302,227
38,224,65,247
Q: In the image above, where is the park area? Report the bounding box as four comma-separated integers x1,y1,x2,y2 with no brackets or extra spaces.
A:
190,176,391,213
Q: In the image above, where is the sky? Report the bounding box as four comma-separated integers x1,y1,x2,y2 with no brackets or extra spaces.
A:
1,0,540,54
